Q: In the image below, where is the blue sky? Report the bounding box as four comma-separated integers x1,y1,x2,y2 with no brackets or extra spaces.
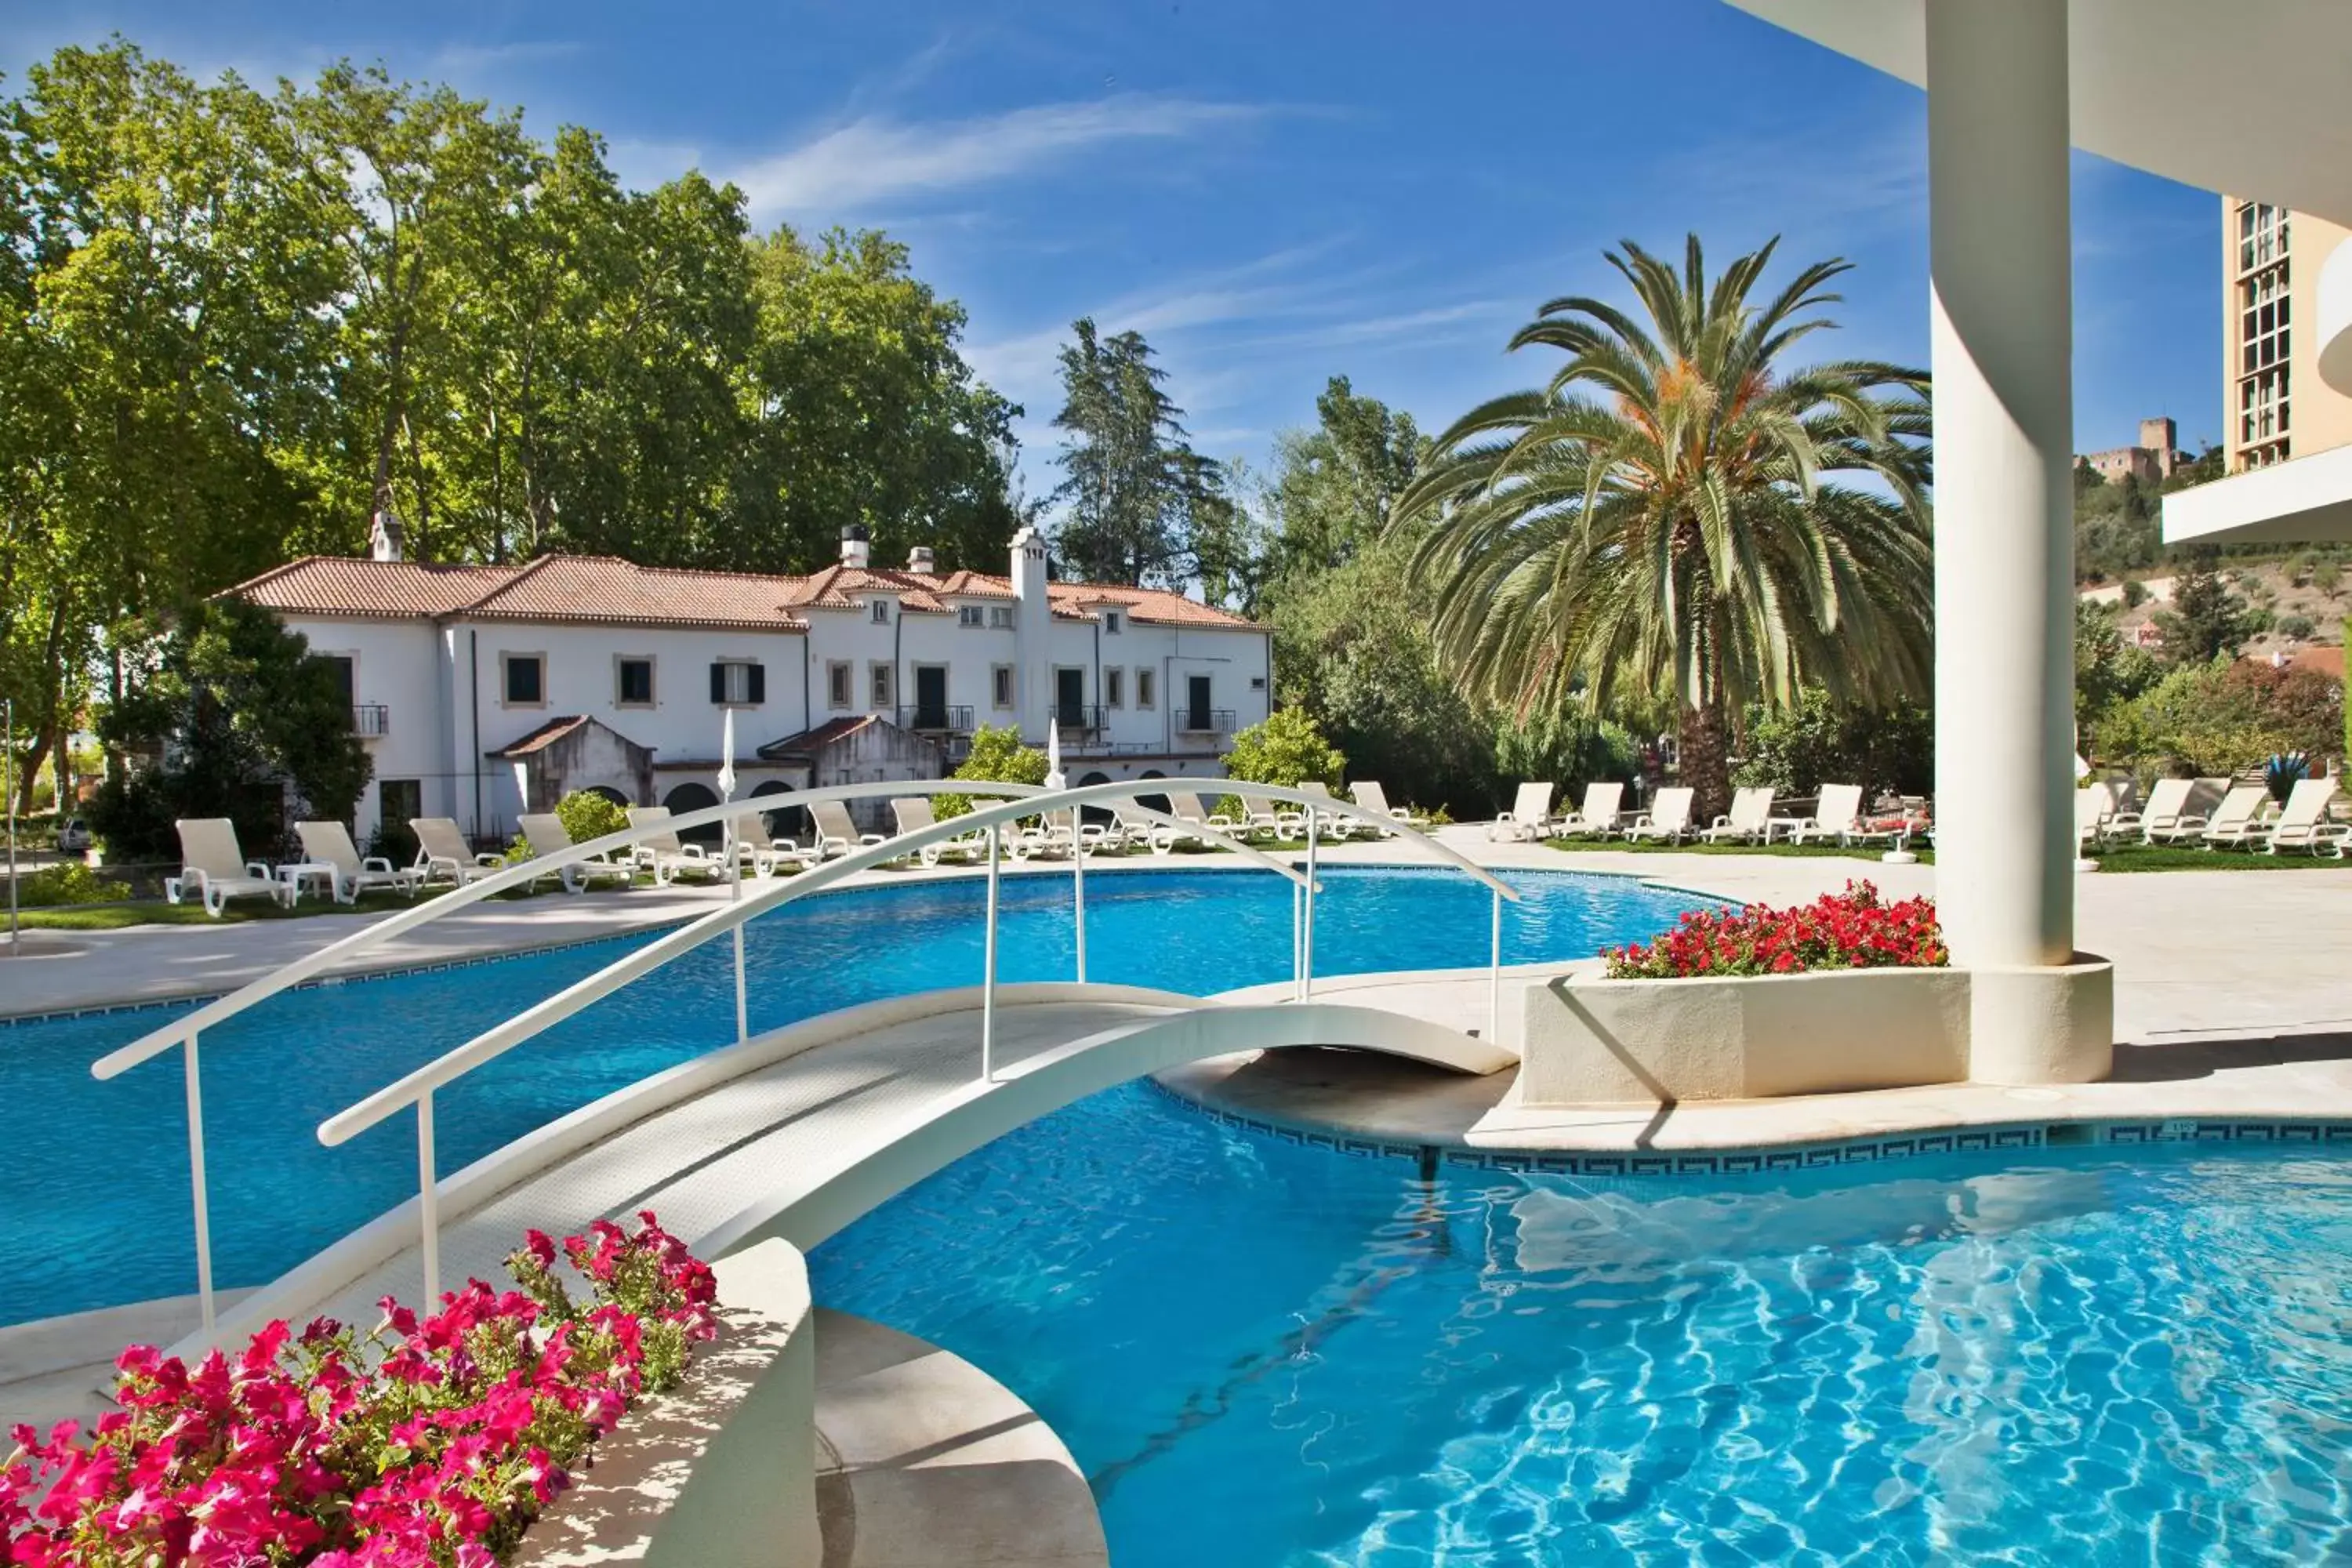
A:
7,0,2224,489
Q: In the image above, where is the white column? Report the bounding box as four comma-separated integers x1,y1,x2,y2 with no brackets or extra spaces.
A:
1926,0,2074,971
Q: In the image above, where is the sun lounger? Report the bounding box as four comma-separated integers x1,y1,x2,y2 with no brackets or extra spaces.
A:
1005,808,1078,861
1487,781,1557,842
809,799,889,861
164,818,289,916
2196,785,2275,850
1283,781,1355,842
625,806,727,884
2263,779,2350,855
411,817,502,887
1785,783,1900,847
1153,793,1214,851
1552,782,1625,840
1622,786,1697,844
2074,781,2128,848
517,813,634,893
1351,781,1428,836
1697,786,1775,844
895,797,989,867
296,820,422,902
720,810,802,877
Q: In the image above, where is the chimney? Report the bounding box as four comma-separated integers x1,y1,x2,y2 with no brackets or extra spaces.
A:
1011,526,1051,743
370,509,405,563
907,545,936,575
840,524,871,570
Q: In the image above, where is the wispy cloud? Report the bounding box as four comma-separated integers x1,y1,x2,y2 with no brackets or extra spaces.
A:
430,39,586,77
728,94,1277,216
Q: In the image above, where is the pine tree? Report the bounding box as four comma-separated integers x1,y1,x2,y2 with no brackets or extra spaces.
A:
2153,548,2256,666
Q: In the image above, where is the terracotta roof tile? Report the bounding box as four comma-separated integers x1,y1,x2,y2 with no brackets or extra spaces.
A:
462,557,810,630
487,714,591,758
230,557,526,619
757,713,886,759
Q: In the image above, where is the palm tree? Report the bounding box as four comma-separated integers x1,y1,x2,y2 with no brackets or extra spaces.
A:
1395,235,1933,820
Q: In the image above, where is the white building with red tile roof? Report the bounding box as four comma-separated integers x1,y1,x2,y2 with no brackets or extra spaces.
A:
227,519,1271,846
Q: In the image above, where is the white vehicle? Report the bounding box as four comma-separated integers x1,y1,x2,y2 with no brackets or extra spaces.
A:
55,817,93,854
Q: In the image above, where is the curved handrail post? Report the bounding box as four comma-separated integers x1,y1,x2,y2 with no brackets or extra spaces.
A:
982,827,1001,1082
1302,805,1319,1000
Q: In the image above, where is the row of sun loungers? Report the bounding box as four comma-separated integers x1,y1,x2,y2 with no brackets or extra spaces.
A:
2080,776,2349,854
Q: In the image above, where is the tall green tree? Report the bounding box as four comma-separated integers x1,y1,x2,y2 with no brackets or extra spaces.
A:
2151,547,2256,666
1265,375,1421,590
1048,318,1219,586
1396,235,1933,818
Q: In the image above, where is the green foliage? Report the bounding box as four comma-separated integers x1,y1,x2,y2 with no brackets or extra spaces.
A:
554,789,630,845
16,862,132,906
1732,689,1934,802
1396,234,1933,822
2075,601,2162,731
1492,706,1640,796
2278,614,2317,641
2092,657,2343,777
1261,376,1422,594
1047,319,1227,587
2151,548,2258,666
1221,708,1347,818
934,724,1047,819
89,601,372,860
2120,579,2150,609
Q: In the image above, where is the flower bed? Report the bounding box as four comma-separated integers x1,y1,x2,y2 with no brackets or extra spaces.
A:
1603,880,1947,979
3,1214,716,1567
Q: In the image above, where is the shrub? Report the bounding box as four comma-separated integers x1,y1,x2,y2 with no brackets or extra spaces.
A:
15,862,133,907
935,724,1047,820
2121,578,2150,608
2093,656,2343,776
1733,691,1933,803
1,1214,717,1566
1220,707,1345,819
1604,881,1948,979
2278,613,2316,641
554,789,631,846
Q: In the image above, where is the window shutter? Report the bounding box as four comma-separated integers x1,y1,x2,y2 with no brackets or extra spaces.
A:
747,662,766,704
710,662,726,703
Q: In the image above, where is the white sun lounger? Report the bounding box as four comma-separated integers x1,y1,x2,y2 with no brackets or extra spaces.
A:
2195,784,2276,850
2074,780,2128,848
1697,786,1775,844
809,799,889,861
1350,781,1428,836
2263,779,2350,855
518,812,634,893
2102,777,2196,846
296,820,422,902
893,797,989,867
2130,777,2230,845
1622,786,1697,844
1552,782,1625,840
625,806,727,884
1487,781,1557,842
165,818,289,916
1786,783,1882,846
411,817,503,887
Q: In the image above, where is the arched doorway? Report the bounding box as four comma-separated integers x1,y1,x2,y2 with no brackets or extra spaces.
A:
1076,771,1113,826
662,782,722,846
583,784,629,807
749,779,802,844
1134,769,1170,815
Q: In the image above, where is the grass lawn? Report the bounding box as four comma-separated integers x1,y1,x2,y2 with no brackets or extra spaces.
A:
6,875,677,930
1539,836,1925,863
2086,843,2347,872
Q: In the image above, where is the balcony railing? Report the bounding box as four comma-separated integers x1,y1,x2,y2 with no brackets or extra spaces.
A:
350,703,390,738
897,703,975,735
1177,708,1236,735
1052,704,1109,737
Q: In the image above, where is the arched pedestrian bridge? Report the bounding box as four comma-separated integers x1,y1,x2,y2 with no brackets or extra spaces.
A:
90,778,1526,1356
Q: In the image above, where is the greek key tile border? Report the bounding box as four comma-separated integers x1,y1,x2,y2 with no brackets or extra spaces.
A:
1144,1080,2352,1175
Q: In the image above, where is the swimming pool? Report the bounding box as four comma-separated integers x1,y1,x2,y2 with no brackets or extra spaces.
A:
815,1084,2352,1566
0,866,1700,1326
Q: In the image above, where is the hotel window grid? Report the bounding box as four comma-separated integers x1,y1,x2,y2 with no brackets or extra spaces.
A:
710,659,764,706
2239,263,2288,376
2241,367,2289,452
2238,201,2288,273
989,605,1016,629
959,604,985,628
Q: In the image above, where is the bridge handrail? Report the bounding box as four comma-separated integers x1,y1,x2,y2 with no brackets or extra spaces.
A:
314,780,1322,1147
90,778,1064,1082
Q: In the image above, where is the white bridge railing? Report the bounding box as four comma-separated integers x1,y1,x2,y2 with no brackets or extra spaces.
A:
93,776,1516,1337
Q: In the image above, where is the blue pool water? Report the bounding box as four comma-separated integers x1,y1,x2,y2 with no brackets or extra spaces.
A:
0,867,1700,1325
815,1087,2352,1566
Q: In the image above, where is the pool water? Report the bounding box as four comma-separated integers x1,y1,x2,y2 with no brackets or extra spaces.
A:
814,1087,2352,1567
0,867,1699,1325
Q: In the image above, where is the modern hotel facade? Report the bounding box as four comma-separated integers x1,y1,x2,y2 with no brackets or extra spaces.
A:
2223,198,2352,474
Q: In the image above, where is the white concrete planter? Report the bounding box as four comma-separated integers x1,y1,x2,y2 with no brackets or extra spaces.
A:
1517,956,2114,1105
1519,965,1972,1105
513,1239,821,1568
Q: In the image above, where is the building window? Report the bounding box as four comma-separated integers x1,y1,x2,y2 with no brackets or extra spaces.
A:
1136,669,1155,710
2238,201,2288,273
615,656,655,707
710,659,765,706
320,655,355,702
502,653,545,707
991,664,1014,710
1105,667,1124,709
379,779,422,837
2239,263,2289,376
869,600,891,625
2241,365,2290,447
869,662,893,708
1103,610,1122,635
989,605,1016,629
959,604,985,628
827,661,852,710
